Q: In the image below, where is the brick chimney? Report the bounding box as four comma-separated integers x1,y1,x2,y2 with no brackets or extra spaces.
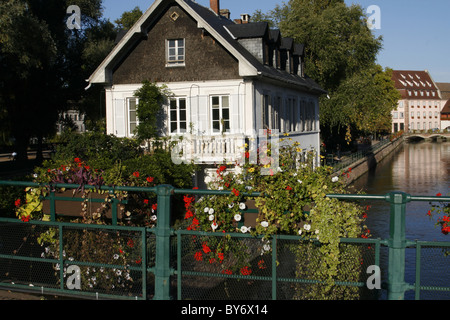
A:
210,0,220,15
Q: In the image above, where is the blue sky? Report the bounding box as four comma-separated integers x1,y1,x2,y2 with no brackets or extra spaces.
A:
101,0,450,83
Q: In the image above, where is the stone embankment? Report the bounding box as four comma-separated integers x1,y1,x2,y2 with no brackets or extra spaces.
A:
336,137,404,186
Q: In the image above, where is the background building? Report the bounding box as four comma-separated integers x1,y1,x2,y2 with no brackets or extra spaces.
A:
391,70,442,132
437,82,450,130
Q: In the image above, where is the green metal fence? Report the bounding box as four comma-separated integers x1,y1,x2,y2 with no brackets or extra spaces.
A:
0,180,449,300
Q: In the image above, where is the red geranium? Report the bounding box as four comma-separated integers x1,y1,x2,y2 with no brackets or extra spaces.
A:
240,266,252,276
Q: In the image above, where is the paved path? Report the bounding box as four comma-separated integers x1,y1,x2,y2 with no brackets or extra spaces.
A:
0,289,43,300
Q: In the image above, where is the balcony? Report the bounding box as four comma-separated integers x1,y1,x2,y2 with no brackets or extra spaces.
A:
164,134,247,164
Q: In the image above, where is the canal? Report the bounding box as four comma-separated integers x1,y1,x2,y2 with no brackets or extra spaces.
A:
351,140,450,300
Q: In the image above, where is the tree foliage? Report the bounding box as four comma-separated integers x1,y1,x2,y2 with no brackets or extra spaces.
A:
133,81,171,142
114,6,143,30
253,0,400,148
0,0,116,159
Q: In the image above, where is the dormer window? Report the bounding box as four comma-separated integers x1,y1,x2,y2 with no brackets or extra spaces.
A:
166,39,185,67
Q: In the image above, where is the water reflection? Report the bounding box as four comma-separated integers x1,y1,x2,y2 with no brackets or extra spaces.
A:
351,141,450,300
352,141,450,241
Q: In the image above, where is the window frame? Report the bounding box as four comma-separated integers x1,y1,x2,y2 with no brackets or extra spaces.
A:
127,97,139,137
166,38,185,67
210,95,231,134
169,97,188,135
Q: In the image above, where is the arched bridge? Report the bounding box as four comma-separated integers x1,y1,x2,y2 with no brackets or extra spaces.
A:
404,131,450,141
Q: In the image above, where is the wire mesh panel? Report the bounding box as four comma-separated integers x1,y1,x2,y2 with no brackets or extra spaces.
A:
175,231,381,300
0,221,59,291
275,237,380,300
0,219,150,299
415,242,450,300
176,232,274,300
56,225,146,299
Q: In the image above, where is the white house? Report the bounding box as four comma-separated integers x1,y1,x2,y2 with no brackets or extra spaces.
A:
87,0,325,186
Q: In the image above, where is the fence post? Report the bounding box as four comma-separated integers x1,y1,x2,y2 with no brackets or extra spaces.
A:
386,191,410,300
154,185,174,300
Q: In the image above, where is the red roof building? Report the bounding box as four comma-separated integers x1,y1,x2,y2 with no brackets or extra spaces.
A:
391,70,443,132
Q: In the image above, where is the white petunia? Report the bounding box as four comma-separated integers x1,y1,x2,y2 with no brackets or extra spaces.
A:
208,208,215,215
228,203,235,208
261,221,269,228
234,214,242,221
298,229,302,235
263,244,271,251
209,214,215,221
332,176,339,183
211,222,218,230
239,202,246,210
303,224,311,231
151,215,157,221
240,226,249,233
204,207,210,213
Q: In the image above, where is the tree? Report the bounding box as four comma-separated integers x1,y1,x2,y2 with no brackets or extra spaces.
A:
114,6,143,30
0,0,117,160
253,0,399,149
0,0,58,161
133,81,171,144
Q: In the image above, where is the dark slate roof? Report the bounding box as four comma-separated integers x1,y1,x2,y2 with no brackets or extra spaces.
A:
225,22,269,39
184,0,325,94
294,43,305,56
270,29,281,43
280,37,294,50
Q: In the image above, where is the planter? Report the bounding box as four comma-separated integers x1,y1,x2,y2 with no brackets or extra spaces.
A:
42,189,124,220
242,199,259,228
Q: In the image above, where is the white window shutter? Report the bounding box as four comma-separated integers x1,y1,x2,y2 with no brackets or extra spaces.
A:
114,99,126,137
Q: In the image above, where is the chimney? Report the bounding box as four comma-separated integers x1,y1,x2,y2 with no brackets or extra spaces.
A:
210,0,220,15
220,9,230,19
241,14,250,23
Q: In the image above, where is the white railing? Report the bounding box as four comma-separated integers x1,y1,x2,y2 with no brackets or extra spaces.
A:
171,134,246,164
146,134,247,164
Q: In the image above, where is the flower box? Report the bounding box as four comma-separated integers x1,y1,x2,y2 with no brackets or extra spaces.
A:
42,189,122,220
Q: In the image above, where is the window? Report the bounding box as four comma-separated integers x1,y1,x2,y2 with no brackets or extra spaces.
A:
211,95,230,133
166,39,185,66
128,98,139,136
169,97,187,134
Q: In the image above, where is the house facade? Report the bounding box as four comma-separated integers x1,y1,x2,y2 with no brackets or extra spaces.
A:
88,0,325,186
437,82,450,130
391,70,443,132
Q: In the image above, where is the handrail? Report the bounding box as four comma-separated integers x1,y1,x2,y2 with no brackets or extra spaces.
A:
0,180,449,300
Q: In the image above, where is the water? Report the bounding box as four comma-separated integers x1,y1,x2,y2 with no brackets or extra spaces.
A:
352,140,450,300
